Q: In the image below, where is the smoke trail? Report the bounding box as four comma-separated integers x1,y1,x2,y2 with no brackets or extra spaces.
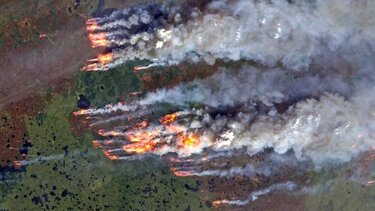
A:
76,62,375,168
84,0,375,71
72,1,375,206
173,152,303,177
213,181,298,206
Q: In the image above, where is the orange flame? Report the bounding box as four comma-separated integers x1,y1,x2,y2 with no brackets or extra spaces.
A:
160,113,177,125
103,150,119,160
134,121,149,129
170,168,193,177
122,142,155,154
72,109,89,116
81,63,99,72
88,33,108,48
125,130,160,143
212,200,224,207
39,33,48,38
92,140,101,148
81,53,113,72
178,133,200,148
98,129,122,137
86,20,99,31
97,53,113,65
133,66,152,71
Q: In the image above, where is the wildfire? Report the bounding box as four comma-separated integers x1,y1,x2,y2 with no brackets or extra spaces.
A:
82,53,113,72
72,109,89,116
81,63,99,72
122,142,155,154
160,113,177,125
134,121,149,129
103,150,119,160
178,133,200,148
86,20,99,31
88,33,108,48
125,130,160,143
92,140,101,148
97,53,113,65
39,33,48,38
212,200,226,207
170,168,193,177
13,160,27,169
133,66,149,71
98,129,123,137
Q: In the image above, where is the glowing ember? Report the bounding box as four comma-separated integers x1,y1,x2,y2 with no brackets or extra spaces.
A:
170,168,193,177
72,109,89,116
88,33,108,48
122,142,155,154
178,133,200,148
125,130,160,143
97,53,113,65
129,91,143,97
39,33,48,38
212,200,223,207
103,150,119,160
133,66,149,71
97,129,123,137
81,63,99,72
13,160,27,169
92,140,101,148
86,20,99,31
134,121,149,129
160,113,177,125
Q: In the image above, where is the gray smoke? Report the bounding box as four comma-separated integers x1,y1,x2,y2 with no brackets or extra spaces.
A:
86,0,375,71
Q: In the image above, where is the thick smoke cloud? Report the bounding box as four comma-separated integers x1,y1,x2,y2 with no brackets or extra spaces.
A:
130,65,375,167
76,64,374,168
73,0,375,206
86,0,375,71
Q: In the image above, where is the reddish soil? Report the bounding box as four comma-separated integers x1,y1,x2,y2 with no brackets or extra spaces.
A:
0,0,99,167
139,61,220,92
0,95,41,167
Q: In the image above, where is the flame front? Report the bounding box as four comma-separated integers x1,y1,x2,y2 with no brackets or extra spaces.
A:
178,133,199,148
86,19,99,32
97,53,113,65
88,33,108,48
83,111,202,159
122,142,155,154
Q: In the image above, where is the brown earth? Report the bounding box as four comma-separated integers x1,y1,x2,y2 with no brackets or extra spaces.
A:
0,0,208,167
0,95,41,167
0,0,102,167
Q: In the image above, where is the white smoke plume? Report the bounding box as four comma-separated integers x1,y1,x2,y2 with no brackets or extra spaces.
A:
213,181,298,206
85,0,375,71
142,86,375,167
173,152,302,177
72,2,375,206
76,62,375,168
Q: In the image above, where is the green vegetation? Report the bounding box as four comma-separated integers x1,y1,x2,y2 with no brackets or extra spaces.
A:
305,178,375,211
1,64,209,210
75,61,148,107
304,165,375,211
